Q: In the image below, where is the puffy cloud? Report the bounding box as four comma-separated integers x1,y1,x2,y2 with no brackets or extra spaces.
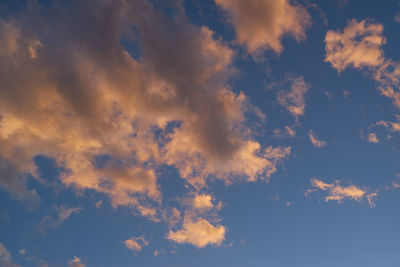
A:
37,205,82,233
277,76,310,120
124,236,148,252
308,178,377,207
0,242,19,267
68,256,85,267
308,130,327,148
325,19,386,72
215,0,311,54
167,217,225,248
193,194,214,210
367,133,379,143
0,0,289,220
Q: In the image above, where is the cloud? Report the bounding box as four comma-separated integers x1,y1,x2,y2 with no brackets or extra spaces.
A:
0,0,290,221
308,178,377,207
124,236,148,253
325,19,386,72
167,217,226,248
192,194,214,210
308,130,327,148
367,133,379,143
0,242,19,267
215,0,311,54
277,76,310,120
37,205,82,233
68,256,85,267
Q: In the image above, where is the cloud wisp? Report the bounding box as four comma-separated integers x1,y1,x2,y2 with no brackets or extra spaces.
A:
307,178,377,207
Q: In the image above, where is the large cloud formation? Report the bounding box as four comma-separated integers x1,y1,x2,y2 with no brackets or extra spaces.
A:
0,0,290,247
215,0,311,54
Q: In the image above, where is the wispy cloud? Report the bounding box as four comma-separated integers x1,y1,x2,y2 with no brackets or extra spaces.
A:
307,178,377,207
308,130,327,148
277,76,310,121
37,205,82,233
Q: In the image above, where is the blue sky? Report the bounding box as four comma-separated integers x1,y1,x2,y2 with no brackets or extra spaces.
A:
1,0,400,266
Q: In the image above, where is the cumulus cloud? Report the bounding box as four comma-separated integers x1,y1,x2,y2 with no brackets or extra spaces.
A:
277,76,310,120
37,205,82,233
167,217,225,248
215,0,311,54
68,256,85,267
325,19,400,135
325,19,386,72
308,130,327,148
0,242,19,267
308,178,377,207
124,236,148,253
0,0,290,222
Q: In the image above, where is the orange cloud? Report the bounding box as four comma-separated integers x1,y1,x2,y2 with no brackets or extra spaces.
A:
215,0,311,54
68,256,85,267
167,217,226,248
308,130,327,148
308,178,377,207
124,236,148,253
325,19,386,72
277,76,310,120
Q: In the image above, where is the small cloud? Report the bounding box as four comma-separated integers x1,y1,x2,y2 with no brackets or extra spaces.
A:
307,178,377,207
68,256,85,267
18,249,26,255
343,90,350,98
286,201,292,207
167,217,225,248
193,194,214,210
277,76,310,121
124,236,148,253
368,133,379,143
308,130,327,148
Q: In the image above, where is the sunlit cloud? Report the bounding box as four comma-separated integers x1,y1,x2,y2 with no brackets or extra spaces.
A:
167,217,226,248
124,236,148,253
277,76,310,121
308,130,327,148
325,19,386,72
68,256,85,267
307,178,377,207
215,0,311,55
367,133,379,143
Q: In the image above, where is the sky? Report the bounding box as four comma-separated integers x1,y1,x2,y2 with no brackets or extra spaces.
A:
0,0,400,266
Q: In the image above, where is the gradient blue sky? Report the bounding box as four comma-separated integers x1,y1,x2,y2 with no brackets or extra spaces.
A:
1,0,400,266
